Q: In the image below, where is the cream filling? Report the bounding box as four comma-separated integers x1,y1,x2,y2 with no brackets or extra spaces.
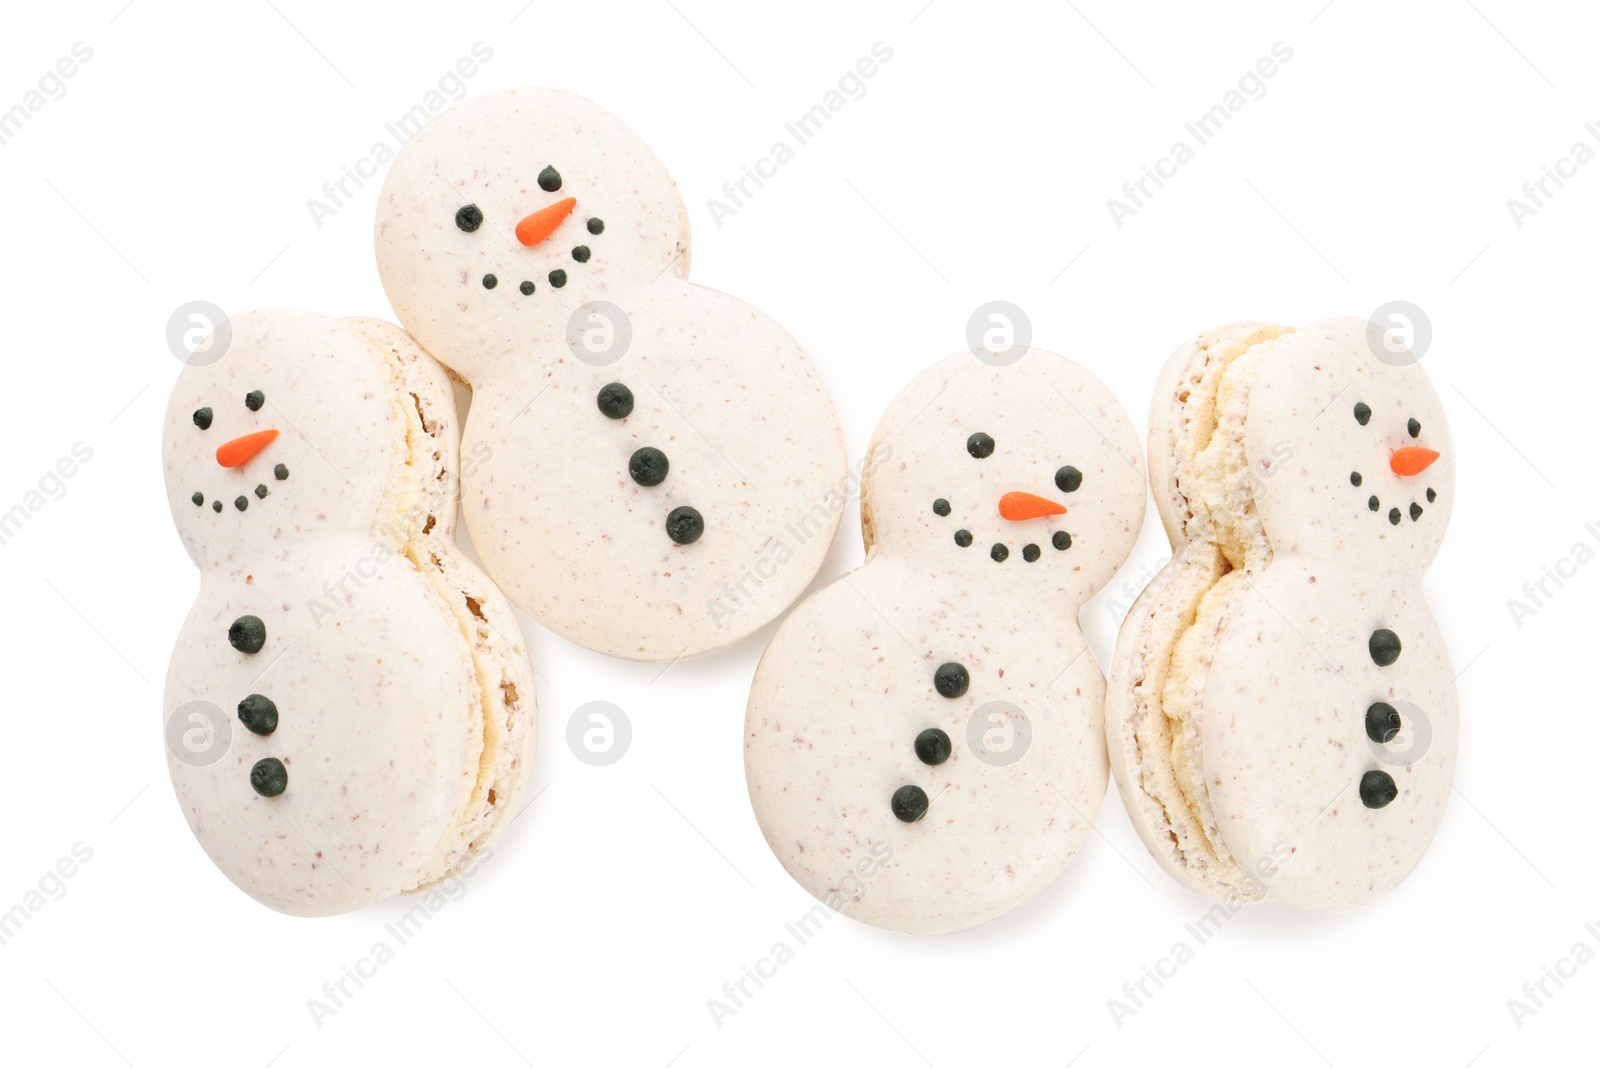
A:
349,318,531,891
1134,326,1292,900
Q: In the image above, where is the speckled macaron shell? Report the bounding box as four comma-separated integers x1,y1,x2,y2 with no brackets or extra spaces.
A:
746,350,1146,934
375,88,847,660
1107,318,1458,912
162,309,536,916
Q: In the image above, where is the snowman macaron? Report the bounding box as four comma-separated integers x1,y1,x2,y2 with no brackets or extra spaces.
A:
744,350,1145,934
375,88,848,661
1107,317,1458,911
162,309,537,916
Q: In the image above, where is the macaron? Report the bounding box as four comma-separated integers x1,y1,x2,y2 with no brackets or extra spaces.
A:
162,309,537,916
1106,317,1458,911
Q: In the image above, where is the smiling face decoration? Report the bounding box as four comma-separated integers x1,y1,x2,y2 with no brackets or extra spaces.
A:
1107,318,1459,912
744,351,1146,934
375,89,847,661
161,309,536,916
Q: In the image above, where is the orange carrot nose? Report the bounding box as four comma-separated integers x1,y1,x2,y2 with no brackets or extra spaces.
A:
516,197,576,246
1390,446,1440,477
999,491,1068,521
216,429,278,468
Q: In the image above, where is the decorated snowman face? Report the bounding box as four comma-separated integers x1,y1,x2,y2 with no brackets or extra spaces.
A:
862,351,1146,600
162,310,390,569
1247,323,1454,570
375,88,686,384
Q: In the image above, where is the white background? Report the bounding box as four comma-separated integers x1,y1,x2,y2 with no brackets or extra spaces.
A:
0,1,1593,1065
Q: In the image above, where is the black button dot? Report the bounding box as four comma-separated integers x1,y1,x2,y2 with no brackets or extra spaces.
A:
990,543,1008,562
228,615,267,654
193,407,213,430
235,496,249,512
1409,502,1423,521
629,447,669,487
954,529,973,547
482,273,498,289
1359,769,1397,809
254,484,269,499
275,463,289,480
572,245,591,263
245,390,265,411
238,694,279,736
1426,487,1436,503
1388,507,1401,525
191,491,204,506
1354,402,1371,426
966,432,995,459
914,728,952,766
549,269,568,288
1052,531,1071,551
932,498,950,516
891,784,929,823
1055,465,1083,493
933,662,969,699
537,165,562,192
597,383,634,419
1023,543,1041,562
212,500,222,513
1350,471,1362,487
1369,629,1401,667
1365,702,1401,744
250,757,288,798
1368,495,1380,512
666,506,704,545
1408,418,1421,438
587,217,605,235
455,204,483,232
519,280,535,295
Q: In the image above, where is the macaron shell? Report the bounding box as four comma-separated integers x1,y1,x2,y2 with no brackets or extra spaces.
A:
165,556,480,917
744,558,1110,935
1199,571,1458,911
459,281,846,661
745,349,1145,934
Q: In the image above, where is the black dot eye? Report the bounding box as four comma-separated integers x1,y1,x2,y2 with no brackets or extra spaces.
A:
932,499,950,516
966,432,994,459
455,204,483,232
549,269,568,288
587,217,605,235
192,407,213,430
1055,465,1083,493
1354,402,1372,426
572,246,591,263
1407,418,1421,438
245,390,264,411
538,165,562,192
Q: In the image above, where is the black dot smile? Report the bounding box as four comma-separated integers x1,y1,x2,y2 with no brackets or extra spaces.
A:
452,174,602,299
